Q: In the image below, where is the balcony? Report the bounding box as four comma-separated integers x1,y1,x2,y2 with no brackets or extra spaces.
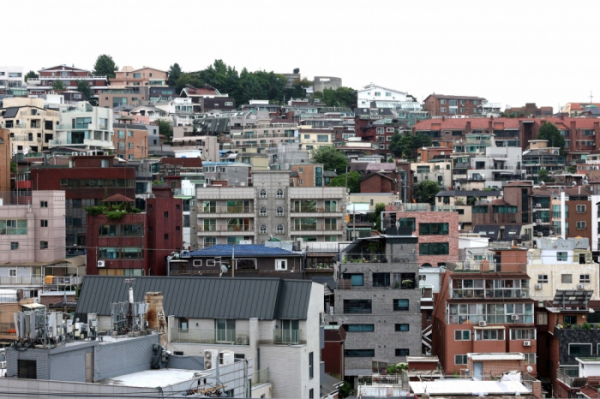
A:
197,224,254,233
291,224,343,232
557,368,587,388
199,206,254,214
252,368,270,387
169,328,250,345
15,180,31,189
0,322,15,334
273,329,303,345
340,253,416,265
0,275,44,285
451,288,529,299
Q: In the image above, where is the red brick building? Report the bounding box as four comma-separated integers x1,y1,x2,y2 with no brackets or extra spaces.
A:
423,94,487,117
27,64,108,100
86,189,182,276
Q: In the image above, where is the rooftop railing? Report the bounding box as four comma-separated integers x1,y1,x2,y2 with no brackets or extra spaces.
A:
170,327,251,345
557,368,587,388
252,368,270,386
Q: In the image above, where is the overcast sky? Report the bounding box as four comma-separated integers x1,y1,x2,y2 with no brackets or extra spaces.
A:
5,0,599,110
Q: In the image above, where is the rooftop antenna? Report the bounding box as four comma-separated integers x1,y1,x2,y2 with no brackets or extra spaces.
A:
124,278,135,330
590,91,594,105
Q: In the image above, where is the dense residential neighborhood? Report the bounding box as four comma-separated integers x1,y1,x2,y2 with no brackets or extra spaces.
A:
2,52,600,399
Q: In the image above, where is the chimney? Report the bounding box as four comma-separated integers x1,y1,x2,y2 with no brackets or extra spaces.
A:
145,292,167,347
466,121,471,132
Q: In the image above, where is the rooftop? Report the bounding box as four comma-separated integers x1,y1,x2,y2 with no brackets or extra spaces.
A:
99,368,208,388
183,244,300,258
409,379,531,396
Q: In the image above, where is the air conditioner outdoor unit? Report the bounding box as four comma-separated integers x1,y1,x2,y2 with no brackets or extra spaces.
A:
204,349,218,369
523,341,532,347
535,203,541,208
219,350,234,365
536,219,542,224
578,284,585,290
511,314,519,321
535,284,542,290
478,321,487,327
237,335,249,345
97,261,105,268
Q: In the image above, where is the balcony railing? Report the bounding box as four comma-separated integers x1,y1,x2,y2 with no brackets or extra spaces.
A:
252,368,270,386
557,368,587,388
170,328,250,345
274,329,303,345
291,225,343,231
0,276,44,285
341,253,416,264
197,225,254,232
451,289,529,299
0,322,15,334
291,207,340,213
199,206,254,214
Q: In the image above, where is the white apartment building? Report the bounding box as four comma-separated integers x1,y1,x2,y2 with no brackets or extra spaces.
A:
356,83,409,107
411,160,452,190
0,97,60,153
467,146,524,189
50,101,114,149
0,66,25,95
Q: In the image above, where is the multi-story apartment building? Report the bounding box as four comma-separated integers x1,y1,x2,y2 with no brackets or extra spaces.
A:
411,159,452,190
423,94,487,116
98,88,146,108
112,123,149,160
31,155,136,253
0,66,25,95
0,97,60,153
110,66,168,87
522,140,565,182
290,163,333,187
27,64,108,100
392,203,459,267
0,129,9,192
471,180,534,228
356,83,413,108
434,190,502,232
561,102,600,117
467,145,524,189
86,190,182,276
229,121,298,153
328,234,421,382
50,101,114,150
195,170,346,248
434,257,537,376
298,128,333,151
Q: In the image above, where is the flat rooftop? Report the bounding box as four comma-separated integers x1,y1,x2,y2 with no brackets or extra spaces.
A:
468,353,525,361
410,380,531,396
100,368,209,388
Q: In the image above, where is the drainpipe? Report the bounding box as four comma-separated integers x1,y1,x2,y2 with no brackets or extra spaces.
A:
561,191,565,240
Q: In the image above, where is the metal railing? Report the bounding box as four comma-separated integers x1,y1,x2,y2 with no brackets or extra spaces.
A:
0,276,44,285
274,329,303,344
291,225,343,232
252,368,270,386
557,368,587,388
291,207,340,213
451,288,529,299
341,253,416,264
197,224,254,232
170,328,250,345
0,323,15,334
199,206,254,214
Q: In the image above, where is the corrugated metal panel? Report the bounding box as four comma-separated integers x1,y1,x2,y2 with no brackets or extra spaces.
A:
94,334,158,381
76,276,312,322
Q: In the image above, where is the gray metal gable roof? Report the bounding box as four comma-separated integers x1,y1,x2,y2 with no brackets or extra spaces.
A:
76,276,313,322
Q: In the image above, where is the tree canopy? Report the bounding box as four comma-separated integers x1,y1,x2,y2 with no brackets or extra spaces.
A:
52,80,66,92
168,63,182,86
313,87,355,107
310,146,348,172
537,122,565,154
156,119,173,139
76,80,94,103
92,54,118,79
330,171,360,193
389,131,432,159
24,70,38,82
175,73,204,93
414,180,441,205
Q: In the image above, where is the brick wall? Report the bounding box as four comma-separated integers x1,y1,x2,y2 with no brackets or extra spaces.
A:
400,211,459,266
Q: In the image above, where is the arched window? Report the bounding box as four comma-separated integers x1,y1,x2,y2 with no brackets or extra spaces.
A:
260,225,267,234
260,207,267,216
277,206,284,216
277,224,284,234
276,189,284,198
259,189,267,198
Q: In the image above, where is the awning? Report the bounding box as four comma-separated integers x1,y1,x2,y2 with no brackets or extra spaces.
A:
21,303,46,310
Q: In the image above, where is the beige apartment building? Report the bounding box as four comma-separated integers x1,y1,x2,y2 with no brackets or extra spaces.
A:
0,97,60,153
110,66,168,88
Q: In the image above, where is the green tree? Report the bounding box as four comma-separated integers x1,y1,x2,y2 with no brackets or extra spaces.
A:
76,80,94,102
168,63,182,86
330,171,360,193
567,166,577,174
338,382,351,399
538,169,552,183
314,87,356,108
389,131,412,158
537,122,565,154
293,68,300,74
287,78,311,99
369,203,386,231
52,80,66,92
24,70,38,82
414,180,441,205
310,146,348,172
156,119,173,139
175,73,204,93
92,54,118,79
10,161,17,174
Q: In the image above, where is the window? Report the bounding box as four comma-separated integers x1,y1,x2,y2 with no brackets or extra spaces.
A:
9,269,16,277
317,135,328,142
441,107,446,112
577,221,586,230
164,233,169,240
260,225,267,234
275,259,287,271
395,349,410,356
277,207,284,216
344,324,375,332
373,273,390,287
128,142,134,149
564,315,577,325
576,205,586,213
40,201,48,208
276,189,284,198
524,353,536,365
419,243,449,255
179,317,189,331
309,352,314,379
474,329,505,340
510,329,536,340
538,275,548,283
118,130,125,139
561,274,572,283
164,211,168,218
393,299,409,311
395,324,410,332
345,349,375,357
128,131,133,137
40,220,48,227
419,223,449,235
18,360,37,379
40,241,48,249
557,252,568,261
0,220,28,235
343,273,364,286
309,389,314,399
455,355,468,365
216,319,235,342
298,179,303,185
580,274,591,283
344,299,372,314
259,207,267,216
259,189,267,198
455,330,471,341
398,218,415,231
569,344,592,357
276,224,284,234
10,242,18,250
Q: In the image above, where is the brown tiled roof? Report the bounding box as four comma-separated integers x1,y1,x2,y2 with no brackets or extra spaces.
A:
102,194,134,202
579,385,598,399
568,102,600,111
426,94,487,101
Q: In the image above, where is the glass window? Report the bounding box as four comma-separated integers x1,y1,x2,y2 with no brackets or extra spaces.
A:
372,273,390,287
40,241,48,249
395,349,409,356
581,274,591,283
259,225,267,234
419,243,449,255
569,344,592,357
277,207,284,216
344,349,375,357
395,324,410,332
393,299,409,311
344,273,364,286
259,189,267,198
277,224,284,234
343,299,372,314
344,324,375,332
561,274,572,283
99,225,119,236
260,207,267,216
455,330,471,341
276,189,284,198
398,218,415,231
99,247,120,259
122,248,142,259
419,223,449,235
557,252,568,261
538,275,548,283
455,355,468,365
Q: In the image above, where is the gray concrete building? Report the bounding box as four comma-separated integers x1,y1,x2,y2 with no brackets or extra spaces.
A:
328,234,422,382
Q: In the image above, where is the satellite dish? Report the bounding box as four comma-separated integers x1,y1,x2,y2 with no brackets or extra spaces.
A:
219,264,228,276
